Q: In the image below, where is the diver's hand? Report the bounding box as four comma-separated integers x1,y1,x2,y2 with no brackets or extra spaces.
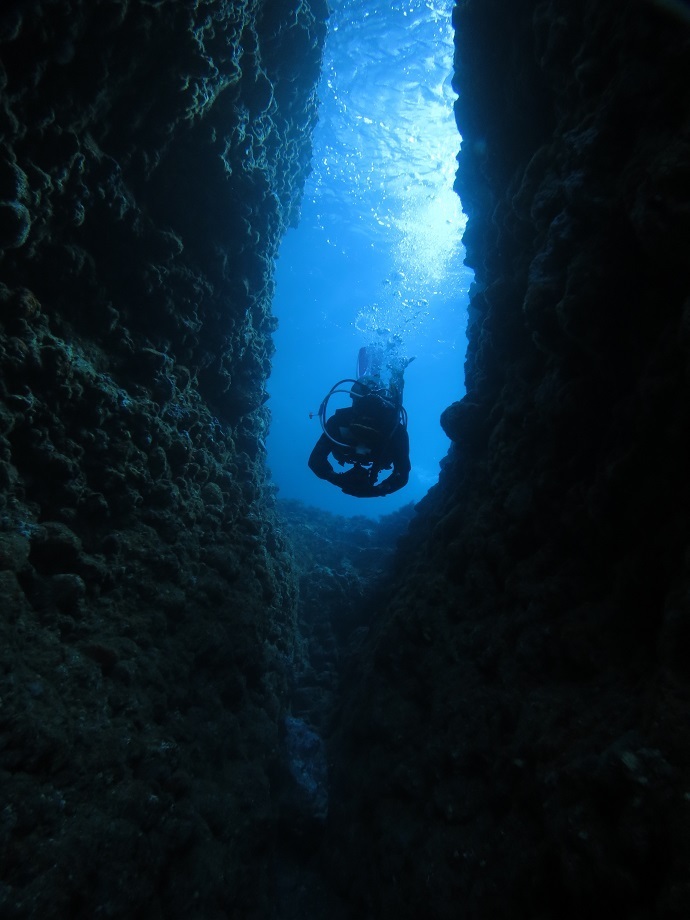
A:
328,472,362,494
335,467,380,497
375,474,404,496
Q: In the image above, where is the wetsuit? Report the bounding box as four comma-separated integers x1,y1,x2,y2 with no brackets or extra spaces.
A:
308,407,410,497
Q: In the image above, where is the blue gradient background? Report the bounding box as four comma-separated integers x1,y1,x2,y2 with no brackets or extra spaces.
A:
267,0,473,518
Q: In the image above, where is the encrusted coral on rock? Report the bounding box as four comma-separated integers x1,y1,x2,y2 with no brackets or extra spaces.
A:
327,1,690,917
0,1,327,916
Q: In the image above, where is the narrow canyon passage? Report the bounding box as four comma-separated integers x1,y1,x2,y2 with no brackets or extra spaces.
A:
0,2,689,918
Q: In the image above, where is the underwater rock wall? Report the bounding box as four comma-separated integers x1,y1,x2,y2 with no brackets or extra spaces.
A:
0,1,327,917
276,500,415,733
329,1,690,917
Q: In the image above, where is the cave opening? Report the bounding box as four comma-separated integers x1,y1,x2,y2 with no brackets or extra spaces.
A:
266,0,473,519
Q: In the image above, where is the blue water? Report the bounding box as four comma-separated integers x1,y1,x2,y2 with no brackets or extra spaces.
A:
267,0,473,518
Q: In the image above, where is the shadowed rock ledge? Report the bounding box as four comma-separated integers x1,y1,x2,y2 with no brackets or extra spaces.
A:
1,1,327,917
326,1,690,918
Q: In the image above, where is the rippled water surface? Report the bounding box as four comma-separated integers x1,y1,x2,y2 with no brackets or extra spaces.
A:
268,0,472,517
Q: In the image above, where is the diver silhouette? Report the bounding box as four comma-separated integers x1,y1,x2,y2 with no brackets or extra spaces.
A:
308,345,412,498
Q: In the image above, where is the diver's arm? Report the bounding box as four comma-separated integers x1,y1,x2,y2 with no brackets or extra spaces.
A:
375,428,410,495
308,433,341,483
376,468,408,495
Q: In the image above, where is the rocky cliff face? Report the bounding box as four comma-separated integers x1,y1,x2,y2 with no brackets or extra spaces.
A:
2,1,689,918
0,1,327,917
328,1,690,917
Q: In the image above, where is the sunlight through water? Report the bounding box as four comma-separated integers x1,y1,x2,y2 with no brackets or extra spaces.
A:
315,0,468,351
267,0,472,517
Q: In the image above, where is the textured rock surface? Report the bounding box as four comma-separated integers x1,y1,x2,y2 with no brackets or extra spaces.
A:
0,1,327,917
269,499,415,918
2,0,690,917
328,1,690,918
277,499,414,731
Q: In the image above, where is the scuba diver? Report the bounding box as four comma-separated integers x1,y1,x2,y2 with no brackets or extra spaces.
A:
308,345,412,498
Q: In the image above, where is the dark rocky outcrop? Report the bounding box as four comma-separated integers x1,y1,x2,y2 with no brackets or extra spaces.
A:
326,1,690,917
0,2,327,917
